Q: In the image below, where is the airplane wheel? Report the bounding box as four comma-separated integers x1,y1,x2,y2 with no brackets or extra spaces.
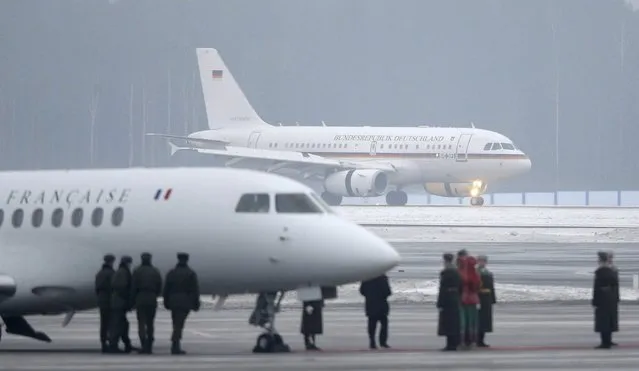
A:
321,192,342,206
386,191,408,206
253,333,290,353
470,196,484,206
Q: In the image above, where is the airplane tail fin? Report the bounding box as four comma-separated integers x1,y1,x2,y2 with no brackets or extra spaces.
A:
196,48,270,130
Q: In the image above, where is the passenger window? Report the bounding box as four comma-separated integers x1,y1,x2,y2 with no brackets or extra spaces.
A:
235,193,270,213
491,143,502,150
502,143,515,150
92,207,104,227
275,193,323,213
32,208,44,228
52,208,63,227
71,208,83,227
484,143,492,151
112,207,124,226
12,209,24,228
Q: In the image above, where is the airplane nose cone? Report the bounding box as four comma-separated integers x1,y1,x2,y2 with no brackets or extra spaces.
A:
522,156,532,172
349,226,401,278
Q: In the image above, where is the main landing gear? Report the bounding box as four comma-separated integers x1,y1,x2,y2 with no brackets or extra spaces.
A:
386,190,408,206
470,196,485,206
249,291,290,353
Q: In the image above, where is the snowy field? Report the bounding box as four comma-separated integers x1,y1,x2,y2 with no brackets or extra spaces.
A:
334,205,639,228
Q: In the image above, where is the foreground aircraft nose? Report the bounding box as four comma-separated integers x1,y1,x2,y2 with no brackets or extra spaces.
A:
346,225,401,279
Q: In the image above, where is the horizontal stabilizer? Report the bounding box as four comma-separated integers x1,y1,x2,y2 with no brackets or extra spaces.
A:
146,133,230,148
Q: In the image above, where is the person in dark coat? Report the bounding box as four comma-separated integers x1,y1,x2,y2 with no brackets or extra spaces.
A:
163,252,200,355
359,274,392,349
107,255,135,353
95,254,115,353
300,299,324,350
131,252,163,354
592,251,619,349
437,253,462,351
477,255,496,347
607,250,619,346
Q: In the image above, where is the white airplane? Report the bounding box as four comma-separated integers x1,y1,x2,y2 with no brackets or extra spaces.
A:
0,167,399,353
148,48,532,207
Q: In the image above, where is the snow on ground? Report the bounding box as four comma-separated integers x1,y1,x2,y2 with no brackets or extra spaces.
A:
334,205,639,228
201,280,639,310
367,226,639,243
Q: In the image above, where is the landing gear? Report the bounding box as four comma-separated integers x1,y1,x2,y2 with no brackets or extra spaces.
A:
321,192,343,206
470,196,484,206
386,190,408,206
249,291,290,353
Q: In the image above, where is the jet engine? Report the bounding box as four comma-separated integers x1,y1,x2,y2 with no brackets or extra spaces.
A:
324,169,388,197
424,181,487,198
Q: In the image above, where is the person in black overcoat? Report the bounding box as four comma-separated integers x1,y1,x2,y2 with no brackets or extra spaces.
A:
592,251,619,349
359,274,392,349
477,255,496,347
437,253,462,351
300,299,324,350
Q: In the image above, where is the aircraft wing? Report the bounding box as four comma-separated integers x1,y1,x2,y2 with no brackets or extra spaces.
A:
168,142,397,177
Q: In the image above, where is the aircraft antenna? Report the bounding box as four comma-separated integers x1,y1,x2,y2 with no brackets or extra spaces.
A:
321,120,327,127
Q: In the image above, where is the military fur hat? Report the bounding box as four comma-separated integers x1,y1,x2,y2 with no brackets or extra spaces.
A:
103,254,115,263
597,251,608,263
121,255,133,264
177,252,189,261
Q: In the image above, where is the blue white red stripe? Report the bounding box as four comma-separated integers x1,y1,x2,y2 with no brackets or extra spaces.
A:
154,188,173,201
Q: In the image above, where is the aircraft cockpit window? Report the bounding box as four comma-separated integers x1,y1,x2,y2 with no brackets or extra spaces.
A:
112,207,124,226
491,143,502,150
275,193,323,213
501,143,515,150
235,193,270,213
51,208,63,228
71,208,83,227
12,209,24,228
483,143,492,151
92,207,104,227
32,208,43,228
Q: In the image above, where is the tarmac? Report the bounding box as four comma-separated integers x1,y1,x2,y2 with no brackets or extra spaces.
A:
2,304,639,370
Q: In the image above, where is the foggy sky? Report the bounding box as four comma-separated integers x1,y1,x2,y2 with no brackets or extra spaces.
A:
0,0,638,192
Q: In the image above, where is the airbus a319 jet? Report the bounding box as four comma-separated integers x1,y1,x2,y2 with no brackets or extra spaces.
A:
148,48,532,207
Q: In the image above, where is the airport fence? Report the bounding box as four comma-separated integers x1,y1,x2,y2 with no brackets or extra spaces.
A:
341,190,639,207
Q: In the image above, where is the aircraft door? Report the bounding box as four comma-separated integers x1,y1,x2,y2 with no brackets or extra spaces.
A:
248,131,262,148
369,141,377,156
455,134,473,162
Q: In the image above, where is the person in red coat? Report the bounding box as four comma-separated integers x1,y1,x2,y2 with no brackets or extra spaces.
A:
458,255,480,348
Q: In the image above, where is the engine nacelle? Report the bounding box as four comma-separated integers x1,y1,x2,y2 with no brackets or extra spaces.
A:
424,181,488,198
0,274,17,302
324,169,388,197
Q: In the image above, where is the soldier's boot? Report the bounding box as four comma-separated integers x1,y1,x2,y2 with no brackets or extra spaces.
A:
369,337,377,349
477,332,489,347
137,339,148,354
147,339,154,354
171,340,186,355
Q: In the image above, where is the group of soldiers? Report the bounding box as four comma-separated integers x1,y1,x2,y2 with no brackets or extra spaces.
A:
94,252,200,355
437,249,497,351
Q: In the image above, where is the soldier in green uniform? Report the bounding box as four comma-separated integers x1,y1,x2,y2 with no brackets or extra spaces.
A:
131,252,163,354
477,255,496,347
94,254,115,353
163,252,200,355
108,255,136,353
437,253,462,351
